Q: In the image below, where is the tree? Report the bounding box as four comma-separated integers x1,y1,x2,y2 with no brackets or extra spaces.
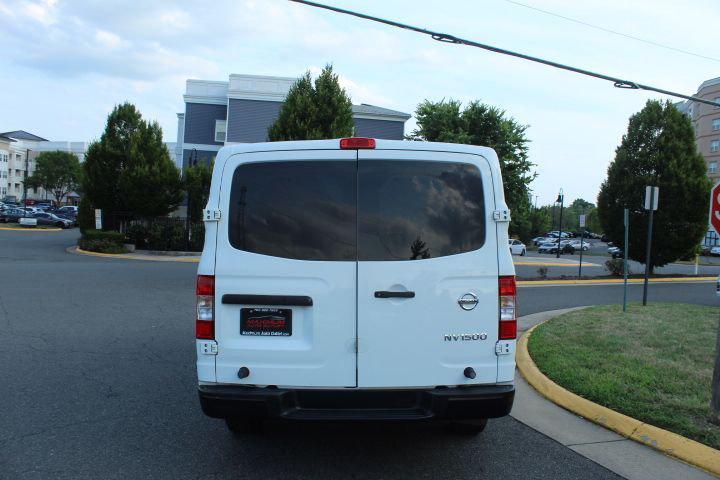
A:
268,64,354,141
597,100,710,270
562,198,596,233
117,119,183,217
26,151,81,205
83,103,182,224
410,99,535,239
184,160,213,222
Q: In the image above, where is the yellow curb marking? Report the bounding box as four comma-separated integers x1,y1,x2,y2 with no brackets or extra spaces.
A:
518,277,715,287
514,261,601,267
518,321,720,476
71,246,200,263
0,226,62,231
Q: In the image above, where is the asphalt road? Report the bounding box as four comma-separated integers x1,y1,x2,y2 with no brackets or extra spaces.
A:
1,230,714,480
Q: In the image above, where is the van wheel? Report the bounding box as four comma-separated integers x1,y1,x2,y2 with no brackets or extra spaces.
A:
448,418,488,435
225,417,263,435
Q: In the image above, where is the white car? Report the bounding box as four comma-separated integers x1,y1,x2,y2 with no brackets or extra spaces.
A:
710,246,720,256
509,239,526,256
196,138,517,435
568,240,590,251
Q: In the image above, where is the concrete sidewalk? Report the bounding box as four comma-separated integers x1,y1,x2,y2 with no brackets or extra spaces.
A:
511,309,716,480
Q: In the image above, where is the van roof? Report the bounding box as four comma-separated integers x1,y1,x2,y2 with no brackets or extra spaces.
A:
220,139,498,161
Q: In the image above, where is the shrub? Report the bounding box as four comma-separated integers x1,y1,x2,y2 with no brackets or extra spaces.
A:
126,224,150,249
78,229,127,254
537,266,548,279
605,259,625,276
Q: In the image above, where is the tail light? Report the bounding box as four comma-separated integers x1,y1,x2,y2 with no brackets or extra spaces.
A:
196,275,215,339
499,276,517,340
340,137,376,149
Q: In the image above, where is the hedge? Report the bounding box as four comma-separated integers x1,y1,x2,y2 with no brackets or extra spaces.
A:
78,229,127,254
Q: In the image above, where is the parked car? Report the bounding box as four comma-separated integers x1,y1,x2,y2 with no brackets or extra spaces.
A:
508,239,526,256
608,246,625,259
57,205,78,213
568,240,590,251
196,139,517,435
710,246,720,257
32,212,73,228
0,208,27,223
532,236,549,246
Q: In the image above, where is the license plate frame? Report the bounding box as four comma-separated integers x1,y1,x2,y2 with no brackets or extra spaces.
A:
240,308,292,336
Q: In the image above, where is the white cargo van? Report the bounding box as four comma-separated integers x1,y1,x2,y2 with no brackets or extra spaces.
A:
196,138,517,434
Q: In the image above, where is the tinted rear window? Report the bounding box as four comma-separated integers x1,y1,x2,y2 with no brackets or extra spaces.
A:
358,161,485,261
228,159,485,261
228,161,356,261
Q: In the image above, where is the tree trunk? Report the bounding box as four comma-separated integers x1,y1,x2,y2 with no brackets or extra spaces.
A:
712,316,720,424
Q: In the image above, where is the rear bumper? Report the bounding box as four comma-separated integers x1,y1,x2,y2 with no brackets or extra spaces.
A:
199,384,514,422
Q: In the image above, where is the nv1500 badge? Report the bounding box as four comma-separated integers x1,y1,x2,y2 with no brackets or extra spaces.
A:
444,333,488,341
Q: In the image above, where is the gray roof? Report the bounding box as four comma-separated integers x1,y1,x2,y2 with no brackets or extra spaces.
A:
0,134,16,143
0,130,48,141
352,104,410,120
698,76,720,92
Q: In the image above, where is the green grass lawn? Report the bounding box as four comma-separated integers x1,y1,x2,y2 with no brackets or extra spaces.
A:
528,303,720,450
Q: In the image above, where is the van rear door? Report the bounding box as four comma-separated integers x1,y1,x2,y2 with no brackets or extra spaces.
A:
213,150,357,387
356,150,499,388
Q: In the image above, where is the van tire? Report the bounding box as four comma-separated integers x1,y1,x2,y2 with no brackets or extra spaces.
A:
225,417,263,435
448,418,488,435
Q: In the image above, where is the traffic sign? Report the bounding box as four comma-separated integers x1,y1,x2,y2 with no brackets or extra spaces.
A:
711,183,720,235
579,214,586,228
644,186,659,211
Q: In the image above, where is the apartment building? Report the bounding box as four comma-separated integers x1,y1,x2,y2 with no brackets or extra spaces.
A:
175,74,411,170
676,77,720,182
0,130,89,203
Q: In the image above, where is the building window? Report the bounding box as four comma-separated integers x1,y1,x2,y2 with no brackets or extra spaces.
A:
712,140,720,153
714,119,720,131
710,162,718,174
215,120,227,143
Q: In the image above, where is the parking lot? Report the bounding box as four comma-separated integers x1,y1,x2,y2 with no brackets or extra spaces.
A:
1,229,716,479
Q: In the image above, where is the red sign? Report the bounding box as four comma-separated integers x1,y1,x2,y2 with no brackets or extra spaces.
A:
711,183,720,235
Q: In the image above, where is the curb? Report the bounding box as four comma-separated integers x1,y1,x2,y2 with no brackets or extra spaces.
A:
517,319,720,477
0,226,62,232
69,246,200,263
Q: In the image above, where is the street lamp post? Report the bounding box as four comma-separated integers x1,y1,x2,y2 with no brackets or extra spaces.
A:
556,188,564,259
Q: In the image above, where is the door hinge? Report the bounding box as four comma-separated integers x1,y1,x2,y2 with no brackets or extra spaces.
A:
199,341,218,355
495,341,513,356
203,208,221,222
492,210,511,222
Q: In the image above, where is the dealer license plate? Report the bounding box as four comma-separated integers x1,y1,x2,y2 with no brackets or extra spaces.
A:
240,308,292,336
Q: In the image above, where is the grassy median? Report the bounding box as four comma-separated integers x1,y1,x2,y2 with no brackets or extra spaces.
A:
528,303,720,450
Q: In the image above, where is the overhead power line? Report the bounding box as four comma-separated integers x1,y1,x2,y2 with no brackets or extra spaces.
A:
289,0,720,108
503,0,720,64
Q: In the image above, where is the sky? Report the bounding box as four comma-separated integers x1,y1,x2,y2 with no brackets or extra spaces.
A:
0,0,718,205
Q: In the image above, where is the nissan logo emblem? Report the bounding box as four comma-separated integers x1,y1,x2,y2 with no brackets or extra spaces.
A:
457,293,479,311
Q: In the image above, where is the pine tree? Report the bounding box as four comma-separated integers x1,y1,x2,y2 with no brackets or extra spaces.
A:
268,65,354,141
83,103,182,222
597,100,710,269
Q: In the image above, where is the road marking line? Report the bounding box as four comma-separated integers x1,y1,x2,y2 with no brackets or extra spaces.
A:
518,277,715,287
514,261,601,267
0,226,62,231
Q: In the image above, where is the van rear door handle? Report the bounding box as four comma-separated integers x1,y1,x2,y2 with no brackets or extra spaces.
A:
374,291,415,299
